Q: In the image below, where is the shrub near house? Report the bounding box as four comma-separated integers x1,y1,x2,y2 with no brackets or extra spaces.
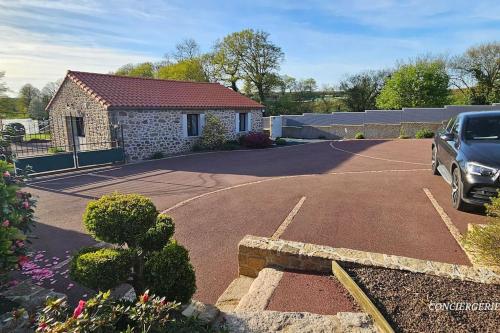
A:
70,193,196,303
0,161,35,282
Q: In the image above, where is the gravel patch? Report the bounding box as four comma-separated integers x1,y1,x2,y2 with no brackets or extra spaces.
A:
342,263,500,332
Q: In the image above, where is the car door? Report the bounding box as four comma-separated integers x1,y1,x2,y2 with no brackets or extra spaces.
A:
436,117,456,168
440,117,461,171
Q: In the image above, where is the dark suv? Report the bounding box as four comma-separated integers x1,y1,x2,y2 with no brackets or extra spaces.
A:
432,111,500,210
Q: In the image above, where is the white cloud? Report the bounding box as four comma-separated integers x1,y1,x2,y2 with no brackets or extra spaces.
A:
0,27,156,96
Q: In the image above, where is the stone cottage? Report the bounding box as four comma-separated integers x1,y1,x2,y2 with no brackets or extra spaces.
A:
46,70,265,161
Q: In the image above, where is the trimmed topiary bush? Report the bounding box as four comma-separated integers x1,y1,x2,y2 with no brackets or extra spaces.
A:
83,193,158,246
241,131,272,148
70,247,132,291
415,128,434,139
145,241,196,303
464,193,500,270
71,193,196,303
354,132,364,139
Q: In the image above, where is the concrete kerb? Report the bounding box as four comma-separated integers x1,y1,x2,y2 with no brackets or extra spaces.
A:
238,235,500,285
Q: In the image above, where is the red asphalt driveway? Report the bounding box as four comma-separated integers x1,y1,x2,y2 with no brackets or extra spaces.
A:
25,139,487,304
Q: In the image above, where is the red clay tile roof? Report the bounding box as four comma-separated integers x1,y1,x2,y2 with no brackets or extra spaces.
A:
53,70,264,110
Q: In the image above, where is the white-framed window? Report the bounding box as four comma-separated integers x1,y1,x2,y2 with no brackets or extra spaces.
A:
235,112,252,133
182,113,205,137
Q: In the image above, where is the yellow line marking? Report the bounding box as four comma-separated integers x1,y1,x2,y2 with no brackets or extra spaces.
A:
422,188,476,265
271,196,306,240
329,141,430,166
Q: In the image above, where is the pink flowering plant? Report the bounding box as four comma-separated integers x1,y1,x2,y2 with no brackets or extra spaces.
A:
0,160,36,285
35,290,189,333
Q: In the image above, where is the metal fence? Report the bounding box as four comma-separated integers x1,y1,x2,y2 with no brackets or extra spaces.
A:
1,117,125,174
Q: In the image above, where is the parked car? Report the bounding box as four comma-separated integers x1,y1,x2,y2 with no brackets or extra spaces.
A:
432,111,500,210
2,123,26,143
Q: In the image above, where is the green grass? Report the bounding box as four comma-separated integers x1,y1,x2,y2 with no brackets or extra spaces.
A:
24,133,51,141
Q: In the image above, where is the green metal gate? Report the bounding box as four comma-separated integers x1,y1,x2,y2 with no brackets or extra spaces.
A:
4,118,125,175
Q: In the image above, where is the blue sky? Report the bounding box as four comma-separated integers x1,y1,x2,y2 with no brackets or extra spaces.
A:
1,0,499,95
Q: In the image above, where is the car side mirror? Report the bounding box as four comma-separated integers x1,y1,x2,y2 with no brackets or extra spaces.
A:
440,132,455,141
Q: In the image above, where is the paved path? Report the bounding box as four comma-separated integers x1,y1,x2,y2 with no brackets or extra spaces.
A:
25,139,487,304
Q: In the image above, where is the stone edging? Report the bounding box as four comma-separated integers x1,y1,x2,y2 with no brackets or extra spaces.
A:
238,235,500,285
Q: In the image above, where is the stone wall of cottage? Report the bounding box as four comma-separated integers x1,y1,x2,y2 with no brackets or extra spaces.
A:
48,79,112,151
110,109,263,161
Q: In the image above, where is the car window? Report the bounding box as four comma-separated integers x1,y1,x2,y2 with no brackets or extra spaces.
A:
451,118,460,134
464,116,500,140
446,117,456,132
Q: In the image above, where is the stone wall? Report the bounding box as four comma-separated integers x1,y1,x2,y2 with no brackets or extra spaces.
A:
283,122,443,140
111,108,263,161
48,79,111,151
238,235,500,284
400,122,443,138
330,125,365,139
364,123,401,139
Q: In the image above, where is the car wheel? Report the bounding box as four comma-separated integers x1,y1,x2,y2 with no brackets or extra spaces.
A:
431,146,439,175
451,168,467,211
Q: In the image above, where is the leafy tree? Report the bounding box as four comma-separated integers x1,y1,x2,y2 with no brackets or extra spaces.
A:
17,84,40,115
172,38,201,61
376,58,450,109
340,70,389,112
0,71,7,97
28,95,46,120
227,29,284,103
156,59,208,82
70,193,196,303
449,41,500,104
115,62,156,78
211,35,244,91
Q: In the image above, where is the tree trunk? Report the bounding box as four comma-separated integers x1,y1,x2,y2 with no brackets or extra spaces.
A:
231,80,239,92
257,84,265,104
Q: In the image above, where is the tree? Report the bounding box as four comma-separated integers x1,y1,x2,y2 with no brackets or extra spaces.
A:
340,70,389,112
0,71,7,98
156,59,208,82
17,84,40,115
172,38,200,61
115,62,156,78
228,29,284,103
449,42,500,104
28,95,46,120
70,193,196,303
376,58,450,109
211,35,244,91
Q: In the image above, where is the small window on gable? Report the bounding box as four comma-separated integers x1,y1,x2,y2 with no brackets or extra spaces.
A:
187,114,199,137
239,113,247,132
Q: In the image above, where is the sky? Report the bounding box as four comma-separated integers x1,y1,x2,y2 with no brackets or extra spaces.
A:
0,0,499,96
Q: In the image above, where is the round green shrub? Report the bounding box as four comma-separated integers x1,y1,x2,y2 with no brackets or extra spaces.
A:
83,193,158,246
200,115,227,150
138,214,175,251
70,247,132,291
145,241,196,303
415,128,434,139
275,138,287,145
354,132,365,139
